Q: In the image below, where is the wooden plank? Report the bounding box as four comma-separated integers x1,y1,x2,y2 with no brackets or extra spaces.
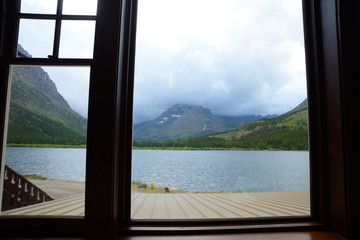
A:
2,195,85,215
179,194,224,218
131,192,149,216
151,194,168,219
208,193,274,217
230,192,309,208
225,193,310,216
193,193,261,218
189,194,239,218
167,194,204,219
132,193,157,219
1,191,311,219
220,194,303,217
163,194,187,219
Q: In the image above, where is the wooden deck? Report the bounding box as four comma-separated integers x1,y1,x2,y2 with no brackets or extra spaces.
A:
1,191,310,219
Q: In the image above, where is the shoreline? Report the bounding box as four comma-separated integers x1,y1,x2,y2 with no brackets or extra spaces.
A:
7,143,86,148
133,147,309,151
7,144,308,151
29,179,309,201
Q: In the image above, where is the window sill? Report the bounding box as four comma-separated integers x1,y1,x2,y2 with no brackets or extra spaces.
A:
123,221,324,235
0,231,344,240
116,231,345,240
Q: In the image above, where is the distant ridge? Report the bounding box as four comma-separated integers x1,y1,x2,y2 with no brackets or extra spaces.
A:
133,104,273,141
133,99,309,150
133,104,226,141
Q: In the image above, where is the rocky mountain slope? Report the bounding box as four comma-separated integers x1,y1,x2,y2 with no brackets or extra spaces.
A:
133,104,270,141
6,45,87,145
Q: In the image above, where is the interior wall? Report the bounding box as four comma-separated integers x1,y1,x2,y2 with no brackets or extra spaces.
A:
338,1,360,239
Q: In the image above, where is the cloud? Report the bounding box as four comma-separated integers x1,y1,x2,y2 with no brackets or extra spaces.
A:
133,0,307,123
59,20,95,58
19,0,307,124
18,19,55,58
22,0,58,14
62,0,97,15
21,0,97,15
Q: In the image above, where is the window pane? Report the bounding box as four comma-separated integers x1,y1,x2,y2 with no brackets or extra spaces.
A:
59,20,96,59
18,19,55,58
63,0,98,15
131,0,310,220
20,0,57,14
0,63,89,216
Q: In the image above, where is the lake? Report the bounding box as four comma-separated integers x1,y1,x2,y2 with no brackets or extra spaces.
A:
4,147,309,192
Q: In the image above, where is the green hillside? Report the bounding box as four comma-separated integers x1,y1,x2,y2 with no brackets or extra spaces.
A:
6,53,87,146
7,102,86,145
133,107,309,150
10,73,87,136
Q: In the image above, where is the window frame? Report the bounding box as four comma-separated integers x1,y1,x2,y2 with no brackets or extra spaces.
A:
112,0,349,235
0,0,95,237
113,0,325,232
0,0,355,238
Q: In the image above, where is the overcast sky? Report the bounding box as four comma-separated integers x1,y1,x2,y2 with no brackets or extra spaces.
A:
18,0,307,123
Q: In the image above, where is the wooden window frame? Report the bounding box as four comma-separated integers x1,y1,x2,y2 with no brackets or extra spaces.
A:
0,0,358,239
0,0,94,237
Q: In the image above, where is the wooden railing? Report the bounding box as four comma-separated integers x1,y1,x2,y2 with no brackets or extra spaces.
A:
2,165,54,211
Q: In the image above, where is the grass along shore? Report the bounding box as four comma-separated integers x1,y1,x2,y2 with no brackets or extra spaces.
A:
132,146,307,151
7,143,86,148
7,144,274,150
131,181,243,194
7,144,306,151
22,177,242,194
25,174,48,180
132,181,188,193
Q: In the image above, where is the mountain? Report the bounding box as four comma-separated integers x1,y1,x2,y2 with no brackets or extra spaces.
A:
133,104,273,141
210,99,307,140
133,104,226,141
133,99,309,150
206,99,308,150
6,45,87,145
285,98,308,115
219,114,278,129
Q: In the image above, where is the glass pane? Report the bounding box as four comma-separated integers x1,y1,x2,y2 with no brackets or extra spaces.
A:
59,20,96,59
1,61,89,216
131,0,310,220
18,19,55,58
63,0,98,15
20,0,57,14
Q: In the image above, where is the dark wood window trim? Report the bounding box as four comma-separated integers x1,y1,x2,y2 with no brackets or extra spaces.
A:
337,1,360,239
110,0,359,238
0,0,94,237
0,0,359,239
114,0,324,230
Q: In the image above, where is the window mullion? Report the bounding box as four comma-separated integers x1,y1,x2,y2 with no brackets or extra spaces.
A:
9,57,93,66
18,13,57,20
51,0,63,59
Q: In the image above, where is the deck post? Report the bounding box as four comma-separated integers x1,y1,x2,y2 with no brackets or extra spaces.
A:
0,0,19,214
0,68,12,212
0,66,13,212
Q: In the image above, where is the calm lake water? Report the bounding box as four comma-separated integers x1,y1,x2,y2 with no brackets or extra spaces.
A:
4,147,309,192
